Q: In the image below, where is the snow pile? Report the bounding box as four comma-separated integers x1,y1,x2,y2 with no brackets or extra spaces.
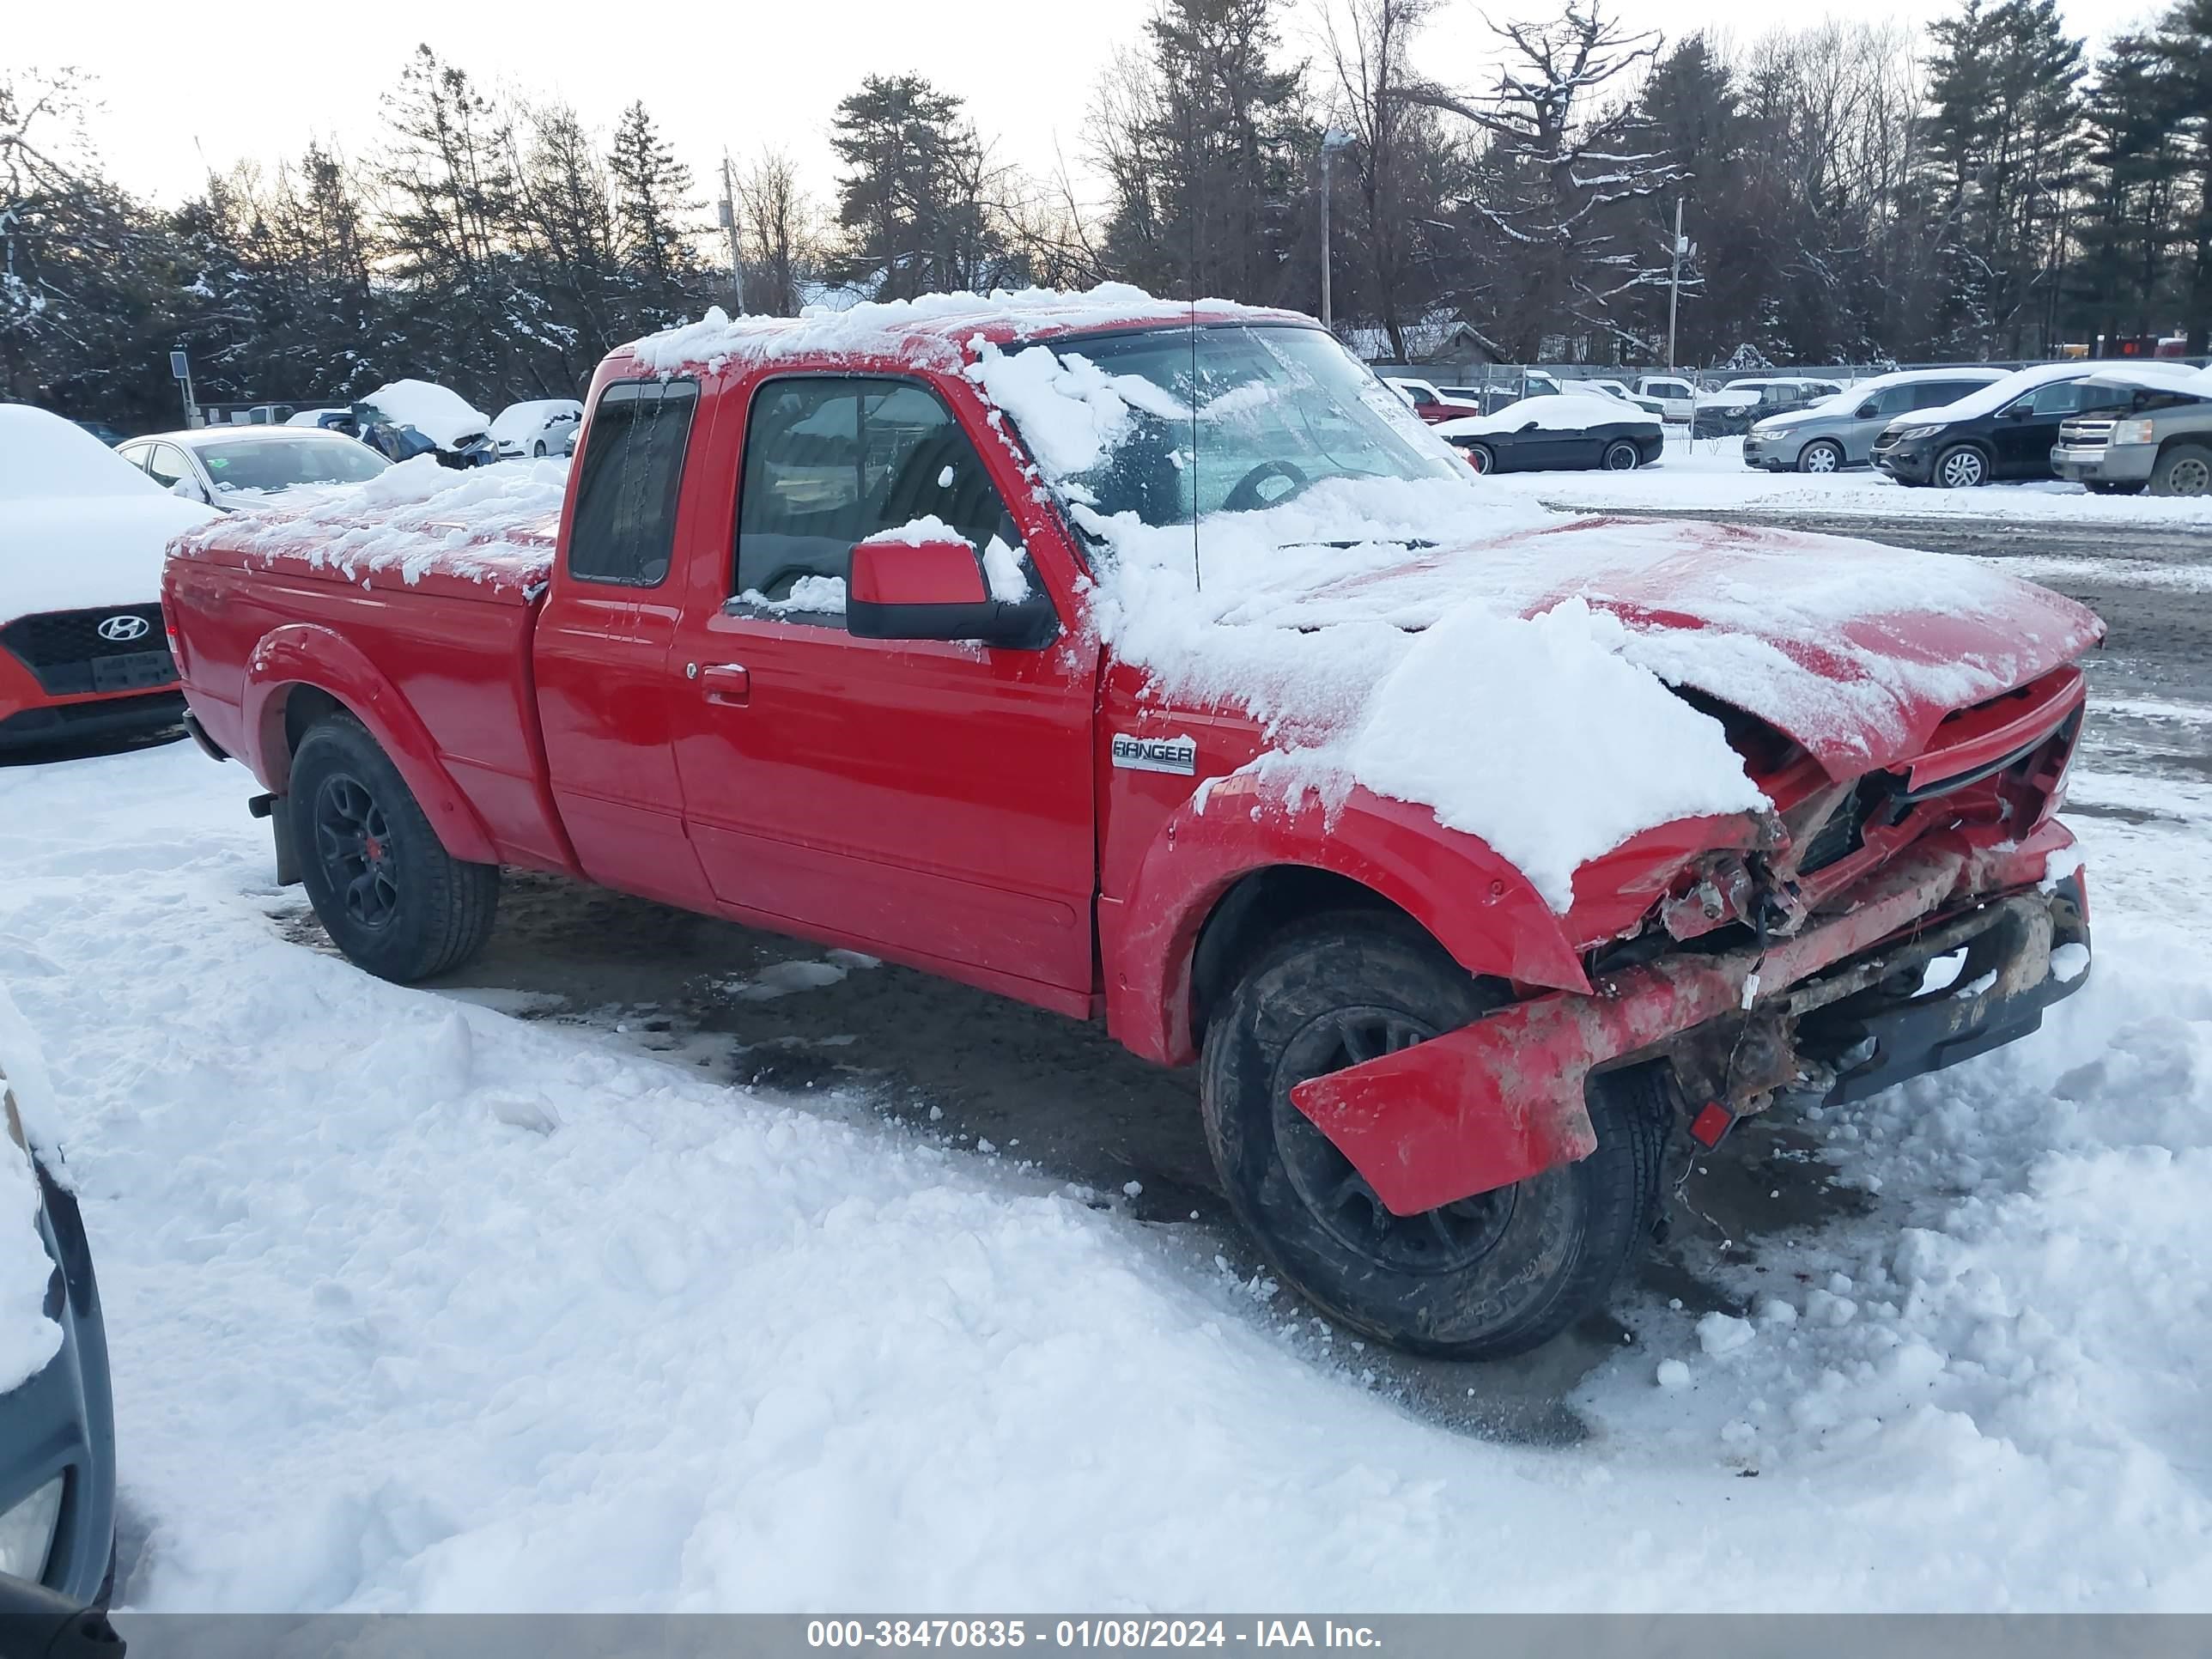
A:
1437,394,1662,436
8,741,2212,1610
0,987,63,1397
167,455,563,595
0,405,217,625
360,381,491,449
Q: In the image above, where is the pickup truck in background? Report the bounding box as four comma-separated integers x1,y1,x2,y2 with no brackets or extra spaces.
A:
2050,370,2212,495
164,291,2099,1360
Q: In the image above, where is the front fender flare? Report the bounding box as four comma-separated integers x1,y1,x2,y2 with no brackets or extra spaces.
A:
241,623,500,865
1102,770,1589,1066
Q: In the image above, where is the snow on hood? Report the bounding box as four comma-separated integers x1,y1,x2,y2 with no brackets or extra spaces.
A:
360,380,492,449
966,344,2099,911
0,406,217,626
169,454,563,596
1907,361,2203,427
1766,368,2005,426
0,981,64,1397
1436,394,1662,436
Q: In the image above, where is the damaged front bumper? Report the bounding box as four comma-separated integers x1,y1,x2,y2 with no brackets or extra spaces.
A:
1289,823,2089,1216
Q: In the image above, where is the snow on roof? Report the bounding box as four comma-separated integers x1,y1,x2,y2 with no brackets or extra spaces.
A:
627,283,1298,377
1436,394,1662,436
1919,360,2201,424
169,454,561,597
359,380,492,449
0,404,172,501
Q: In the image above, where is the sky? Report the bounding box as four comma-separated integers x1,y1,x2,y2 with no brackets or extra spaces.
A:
14,0,2154,216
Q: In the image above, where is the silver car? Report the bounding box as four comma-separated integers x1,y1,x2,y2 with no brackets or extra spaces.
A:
1741,368,2003,473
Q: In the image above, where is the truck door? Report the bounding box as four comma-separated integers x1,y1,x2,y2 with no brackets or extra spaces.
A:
666,373,1099,1010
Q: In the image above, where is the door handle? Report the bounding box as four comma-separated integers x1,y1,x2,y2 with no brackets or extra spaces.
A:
699,662,750,706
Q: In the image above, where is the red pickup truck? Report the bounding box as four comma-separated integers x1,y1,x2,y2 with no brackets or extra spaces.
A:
164,289,2098,1359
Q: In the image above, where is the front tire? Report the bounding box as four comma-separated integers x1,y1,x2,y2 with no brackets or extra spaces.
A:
1797,439,1844,474
288,713,500,983
1601,440,1641,471
532,441,547,458
1462,443,1497,475
2149,443,2212,497
1934,443,1989,488
1199,913,1669,1359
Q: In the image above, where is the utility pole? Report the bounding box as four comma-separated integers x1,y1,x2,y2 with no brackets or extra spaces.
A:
720,151,747,316
1666,198,1686,370
169,349,200,429
1319,127,1355,331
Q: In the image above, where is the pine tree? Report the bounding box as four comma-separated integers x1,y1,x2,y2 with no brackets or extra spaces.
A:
607,100,699,325
829,74,1012,298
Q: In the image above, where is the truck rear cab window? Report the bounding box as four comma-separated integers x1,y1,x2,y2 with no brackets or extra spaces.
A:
733,376,1025,615
568,379,698,586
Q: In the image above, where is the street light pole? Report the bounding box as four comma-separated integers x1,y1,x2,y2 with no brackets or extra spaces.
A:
1666,198,1685,370
720,151,747,316
1319,127,1354,332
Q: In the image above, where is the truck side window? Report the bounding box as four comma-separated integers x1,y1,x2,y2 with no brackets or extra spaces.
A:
734,376,1024,614
567,379,698,586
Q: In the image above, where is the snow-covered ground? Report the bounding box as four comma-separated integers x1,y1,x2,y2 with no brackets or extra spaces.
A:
2,720,2208,1611
1486,434,2212,525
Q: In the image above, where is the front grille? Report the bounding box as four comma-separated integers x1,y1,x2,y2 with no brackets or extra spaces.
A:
2057,416,2115,447
0,605,174,696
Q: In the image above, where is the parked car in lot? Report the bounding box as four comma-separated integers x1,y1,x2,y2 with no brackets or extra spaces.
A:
1691,377,1847,438
286,407,359,436
2049,368,2212,495
1871,361,2203,488
118,428,387,507
354,380,497,469
1435,394,1665,473
0,406,214,751
1630,374,1700,422
489,398,583,459
1383,377,1486,424
0,992,117,1610
70,422,128,448
1742,368,2004,473
1581,378,1669,418
167,291,2099,1361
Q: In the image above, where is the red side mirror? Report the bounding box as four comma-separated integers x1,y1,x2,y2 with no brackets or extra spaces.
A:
848,537,988,608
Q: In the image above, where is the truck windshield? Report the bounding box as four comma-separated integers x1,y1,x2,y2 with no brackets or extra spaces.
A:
1044,324,1465,530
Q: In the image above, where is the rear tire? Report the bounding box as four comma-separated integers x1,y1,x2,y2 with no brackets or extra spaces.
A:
1198,912,1669,1359
532,441,547,458
1934,443,1988,488
1463,443,1496,475
287,713,500,983
1797,439,1845,474
2149,443,2212,497
1601,440,1641,471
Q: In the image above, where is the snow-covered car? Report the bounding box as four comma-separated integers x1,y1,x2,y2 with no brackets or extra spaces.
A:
489,398,583,459
354,380,497,469
118,428,387,508
285,407,357,435
0,406,216,751
0,989,116,1611
1434,394,1666,473
1742,368,2004,473
1871,361,2204,489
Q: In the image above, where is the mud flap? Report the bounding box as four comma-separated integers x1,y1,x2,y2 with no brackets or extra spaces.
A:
251,793,301,887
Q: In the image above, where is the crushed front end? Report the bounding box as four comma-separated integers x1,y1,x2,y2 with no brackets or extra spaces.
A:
1289,665,2094,1216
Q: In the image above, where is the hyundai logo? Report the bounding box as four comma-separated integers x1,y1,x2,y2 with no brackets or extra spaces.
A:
97,615,150,643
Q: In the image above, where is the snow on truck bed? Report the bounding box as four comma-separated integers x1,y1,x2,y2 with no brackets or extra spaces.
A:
168,455,562,598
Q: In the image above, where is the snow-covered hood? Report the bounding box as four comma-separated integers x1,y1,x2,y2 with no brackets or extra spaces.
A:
3,495,219,628
1200,514,2100,776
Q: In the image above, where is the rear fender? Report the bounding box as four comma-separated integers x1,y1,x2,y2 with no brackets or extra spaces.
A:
1103,770,1590,1066
240,623,500,865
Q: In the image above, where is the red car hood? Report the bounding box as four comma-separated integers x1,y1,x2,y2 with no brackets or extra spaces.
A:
1261,514,2104,776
